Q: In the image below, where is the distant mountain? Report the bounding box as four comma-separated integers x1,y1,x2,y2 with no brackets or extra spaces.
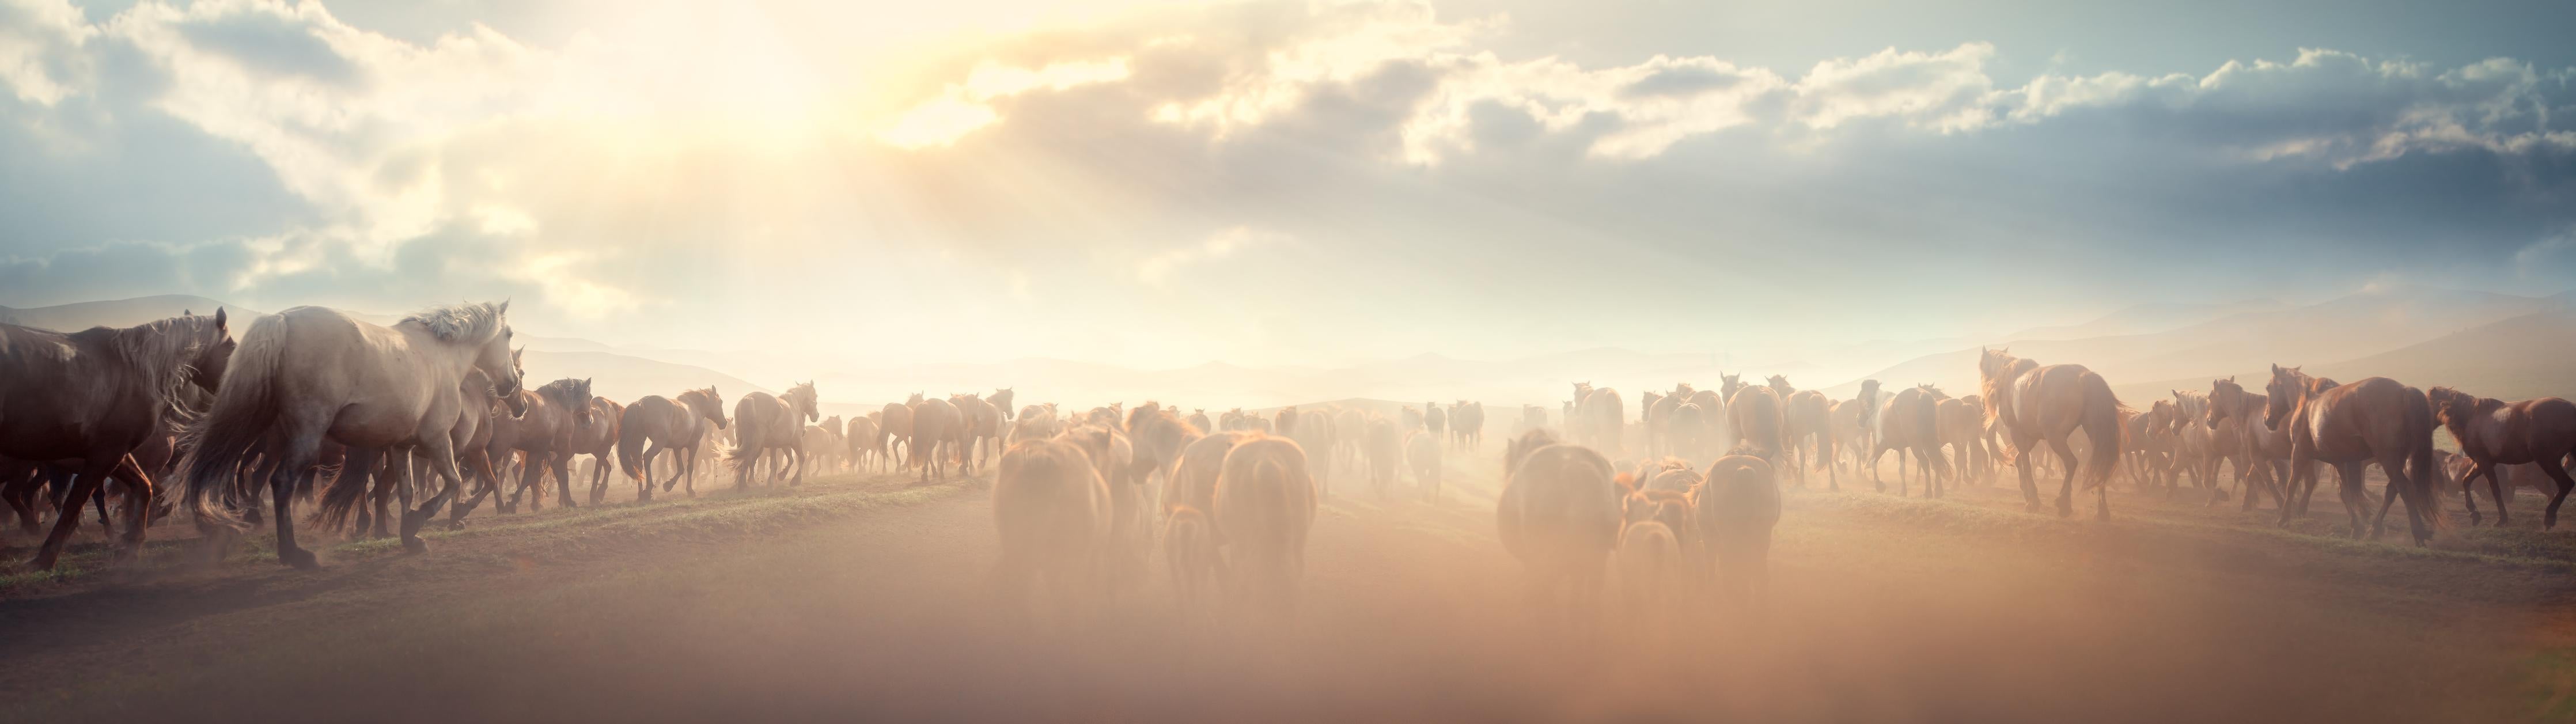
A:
2002,298,2289,340
1824,285,2559,399
518,350,771,406
2309,308,2576,401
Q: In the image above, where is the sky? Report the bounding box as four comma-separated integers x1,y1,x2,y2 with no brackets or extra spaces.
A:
2,0,2571,369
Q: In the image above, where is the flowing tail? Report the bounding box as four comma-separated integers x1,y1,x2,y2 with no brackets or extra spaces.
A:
310,453,374,530
169,313,289,529
2080,372,2126,490
616,408,650,480
2404,388,2452,533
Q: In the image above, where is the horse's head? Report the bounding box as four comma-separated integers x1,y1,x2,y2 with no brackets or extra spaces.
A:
2425,386,2478,429
684,386,728,429
2263,365,2305,429
537,378,593,425
822,415,843,436
1767,375,1793,395
181,308,236,393
789,381,820,423
2205,377,2240,429
906,391,925,405
1918,383,1946,399
1718,373,1744,398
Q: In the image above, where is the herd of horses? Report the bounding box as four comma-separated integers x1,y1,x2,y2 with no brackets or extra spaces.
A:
3,301,2574,624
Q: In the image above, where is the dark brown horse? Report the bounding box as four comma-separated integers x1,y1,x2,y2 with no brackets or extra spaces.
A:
616,386,728,500
575,395,622,505
0,309,233,569
911,396,960,483
510,378,596,509
2425,386,2576,528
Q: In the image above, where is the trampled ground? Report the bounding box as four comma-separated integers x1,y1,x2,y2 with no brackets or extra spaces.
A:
2,452,2571,723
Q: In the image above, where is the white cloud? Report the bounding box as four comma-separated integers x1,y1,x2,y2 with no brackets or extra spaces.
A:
880,56,1132,148
0,0,93,105
1135,226,1286,285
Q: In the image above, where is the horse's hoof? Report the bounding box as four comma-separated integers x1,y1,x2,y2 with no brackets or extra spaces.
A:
278,549,320,570
402,538,430,555
445,520,468,531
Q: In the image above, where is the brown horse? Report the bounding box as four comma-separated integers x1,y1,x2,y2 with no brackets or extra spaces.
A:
615,386,725,500
844,415,880,472
1126,405,1202,501
508,378,597,509
1,310,233,568
951,393,1002,473
1772,376,1835,489
1452,401,1486,450
910,395,959,483
1934,395,1990,486
990,437,1111,616
1726,385,1784,465
573,395,622,504
878,401,914,471
2207,377,2297,512
1694,454,1780,611
1214,435,1319,615
1979,347,2126,519
174,303,521,567
2265,366,2441,543
2426,386,2576,528
1496,429,1620,623
1570,382,1626,454
1871,385,1951,496
1165,430,1255,521
729,382,819,488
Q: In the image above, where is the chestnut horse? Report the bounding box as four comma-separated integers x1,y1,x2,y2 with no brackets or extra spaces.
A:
1771,376,1835,490
2425,386,2576,528
173,302,523,567
2264,366,2442,544
1496,429,1620,623
1,310,233,569
1979,347,2126,520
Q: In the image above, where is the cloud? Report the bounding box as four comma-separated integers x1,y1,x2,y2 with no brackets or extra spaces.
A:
1135,226,1286,285
879,56,1132,148
0,0,92,106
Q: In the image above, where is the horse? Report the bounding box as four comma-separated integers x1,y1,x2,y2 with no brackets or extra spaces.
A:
910,395,959,483
173,302,521,567
1426,402,1448,440
488,378,594,512
1934,395,1990,486
1667,403,1708,463
1127,405,1202,506
1849,380,1884,472
878,402,914,471
322,367,518,536
571,394,622,505
1772,377,1836,490
2125,400,2176,492
2168,390,2220,499
1979,347,2126,520
1642,390,1673,457
1726,385,1784,466
1871,385,1952,497
1,309,233,570
1694,454,1781,611
1406,429,1442,503
990,388,1017,421
1290,408,1336,500
1165,430,1255,521
1164,504,1220,615
1009,405,1061,448
843,415,879,473
1495,429,1620,624
1362,416,1402,498
1571,382,1626,454
729,382,819,488
950,393,1002,473
2264,365,2441,543
1334,407,1368,475
1451,401,1486,450
2425,386,2576,528
2208,377,2295,512
1214,435,1318,616
1187,408,1212,435
990,437,1111,617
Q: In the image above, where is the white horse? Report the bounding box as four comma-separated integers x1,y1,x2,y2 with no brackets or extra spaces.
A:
174,302,524,568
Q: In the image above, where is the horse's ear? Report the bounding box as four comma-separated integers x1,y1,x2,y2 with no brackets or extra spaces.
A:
497,300,510,314
213,308,226,329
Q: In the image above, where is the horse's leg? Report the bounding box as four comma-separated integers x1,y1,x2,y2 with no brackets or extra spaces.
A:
2333,463,2370,539
25,457,116,570
790,446,806,486
263,424,327,569
2458,461,2491,526
2045,435,2079,517
2537,455,2576,532
372,450,405,539
2480,464,2511,527
518,452,545,513
402,437,467,554
638,442,662,501
680,446,699,497
552,453,578,509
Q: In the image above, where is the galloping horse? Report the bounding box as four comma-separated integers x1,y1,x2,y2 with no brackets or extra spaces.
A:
175,302,522,567
1771,376,1835,489
2264,365,2442,544
2425,386,2575,528
1,310,234,569
1979,347,2126,519
729,382,819,488
574,394,622,504
1870,384,1950,496
2207,377,2295,512
618,386,728,500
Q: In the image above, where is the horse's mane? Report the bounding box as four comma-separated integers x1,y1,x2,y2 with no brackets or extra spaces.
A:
536,377,590,404
73,313,226,424
402,301,509,342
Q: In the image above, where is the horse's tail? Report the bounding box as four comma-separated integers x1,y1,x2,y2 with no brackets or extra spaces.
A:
725,415,757,469
2081,372,2125,491
311,456,371,530
170,313,289,529
617,408,651,480
2404,388,2452,533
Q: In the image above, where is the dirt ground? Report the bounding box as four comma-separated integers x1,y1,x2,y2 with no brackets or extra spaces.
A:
3,449,2573,723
